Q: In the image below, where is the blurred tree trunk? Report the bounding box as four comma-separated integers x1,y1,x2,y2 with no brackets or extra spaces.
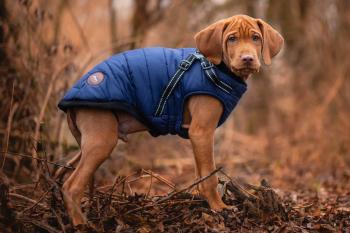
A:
52,0,67,46
0,0,8,162
266,0,310,64
0,0,7,66
245,0,257,17
131,0,165,48
108,0,118,54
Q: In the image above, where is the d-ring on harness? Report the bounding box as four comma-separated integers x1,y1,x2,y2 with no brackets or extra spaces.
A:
154,51,233,117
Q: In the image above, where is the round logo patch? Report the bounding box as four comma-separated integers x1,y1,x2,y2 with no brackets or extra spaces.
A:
87,72,104,86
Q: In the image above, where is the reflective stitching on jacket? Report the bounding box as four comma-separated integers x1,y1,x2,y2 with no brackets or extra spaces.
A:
154,54,197,116
154,68,181,115
155,53,232,116
158,69,185,116
205,69,231,94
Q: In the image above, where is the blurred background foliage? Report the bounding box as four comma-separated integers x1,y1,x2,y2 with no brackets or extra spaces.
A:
0,0,349,192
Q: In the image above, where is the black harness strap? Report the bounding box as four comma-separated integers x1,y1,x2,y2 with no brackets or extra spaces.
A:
199,58,232,94
154,52,232,117
154,54,197,116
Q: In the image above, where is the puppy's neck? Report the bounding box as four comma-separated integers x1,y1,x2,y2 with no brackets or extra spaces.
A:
240,74,251,81
217,62,249,83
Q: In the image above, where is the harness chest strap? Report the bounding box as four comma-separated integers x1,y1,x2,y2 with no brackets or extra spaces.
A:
154,52,233,117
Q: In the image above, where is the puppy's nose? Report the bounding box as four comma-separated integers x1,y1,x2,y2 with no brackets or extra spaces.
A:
241,55,254,64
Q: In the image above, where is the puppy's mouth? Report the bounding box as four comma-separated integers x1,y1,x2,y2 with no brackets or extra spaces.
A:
231,66,259,77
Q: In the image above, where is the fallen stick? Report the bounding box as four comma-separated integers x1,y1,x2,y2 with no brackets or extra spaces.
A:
125,167,223,215
52,208,67,233
9,193,48,209
146,170,153,198
1,82,17,171
54,151,81,179
142,169,176,189
219,170,258,200
157,167,223,204
19,218,61,233
20,188,51,214
0,151,75,170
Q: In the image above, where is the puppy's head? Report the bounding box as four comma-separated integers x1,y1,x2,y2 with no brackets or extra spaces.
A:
194,15,284,78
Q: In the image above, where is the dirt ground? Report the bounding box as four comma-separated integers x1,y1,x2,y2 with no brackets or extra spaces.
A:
1,135,349,232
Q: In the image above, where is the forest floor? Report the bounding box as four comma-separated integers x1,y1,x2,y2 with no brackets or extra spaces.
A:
0,137,349,232
1,166,349,232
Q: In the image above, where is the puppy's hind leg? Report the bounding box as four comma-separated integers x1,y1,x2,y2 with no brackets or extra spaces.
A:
55,109,82,180
62,109,118,226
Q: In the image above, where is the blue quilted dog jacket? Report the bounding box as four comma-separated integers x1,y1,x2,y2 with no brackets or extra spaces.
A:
58,47,247,138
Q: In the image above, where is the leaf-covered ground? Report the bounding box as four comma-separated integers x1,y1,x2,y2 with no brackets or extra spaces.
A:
1,168,349,233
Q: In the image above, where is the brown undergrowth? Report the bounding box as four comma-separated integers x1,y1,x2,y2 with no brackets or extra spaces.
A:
0,159,349,233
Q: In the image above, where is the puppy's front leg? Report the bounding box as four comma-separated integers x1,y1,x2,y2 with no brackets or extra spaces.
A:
187,95,228,211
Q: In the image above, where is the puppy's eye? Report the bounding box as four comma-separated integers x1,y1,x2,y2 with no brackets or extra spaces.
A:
228,35,238,42
252,34,260,41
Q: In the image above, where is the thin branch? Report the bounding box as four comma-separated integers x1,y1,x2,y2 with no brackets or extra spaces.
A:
54,151,81,179
52,209,67,233
1,82,17,171
157,167,223,204
142,169,175,190
66,0,90,50
31,61,71,165
20,188,51,214
74,39,137,81
0,151,75,169
146,170,153,198
125,167,223,215
9,193,48,209
219,170,258,200
19,218,61,233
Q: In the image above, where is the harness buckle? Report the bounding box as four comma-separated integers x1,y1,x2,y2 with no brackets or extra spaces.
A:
179,60,191,71
201,61,214,70
193,53,204,59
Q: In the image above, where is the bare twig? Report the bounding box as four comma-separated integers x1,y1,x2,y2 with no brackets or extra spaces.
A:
20,188,51,214
44,171,88,227
146,170,153,198
142,169,176,190
74,39,136,81
32,61,71,165
55,151,81,179
20,218,61,233
219,170,258,200
107,176,122,203
0,151,75,169
1,82,17,171
317,68,345,116
157,167,223,204
9,193,48,209
125,167,223,215
66,0,90,50
52,208,67,233
127,182,133,195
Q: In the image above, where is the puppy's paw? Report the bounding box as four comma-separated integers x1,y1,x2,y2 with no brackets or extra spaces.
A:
207,198,232,212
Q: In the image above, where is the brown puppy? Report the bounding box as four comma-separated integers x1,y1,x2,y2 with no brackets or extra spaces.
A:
60,15,283,226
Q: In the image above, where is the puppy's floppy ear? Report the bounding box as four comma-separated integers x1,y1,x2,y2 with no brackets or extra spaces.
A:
194,18,232,65
257,19,284,65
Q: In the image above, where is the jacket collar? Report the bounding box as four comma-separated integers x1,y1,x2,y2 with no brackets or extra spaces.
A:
216,62,247,85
